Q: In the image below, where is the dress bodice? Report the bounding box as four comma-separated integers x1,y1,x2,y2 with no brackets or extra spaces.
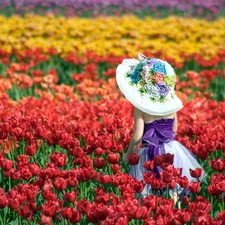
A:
144,118,174,133
142,118,175,145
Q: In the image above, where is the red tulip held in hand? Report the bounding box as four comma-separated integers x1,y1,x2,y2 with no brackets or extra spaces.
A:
128,153,140,165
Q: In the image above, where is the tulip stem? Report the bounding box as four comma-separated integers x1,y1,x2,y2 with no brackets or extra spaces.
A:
0,214,3,225
166,184,169,199
211,195,213,217
222,193,225,210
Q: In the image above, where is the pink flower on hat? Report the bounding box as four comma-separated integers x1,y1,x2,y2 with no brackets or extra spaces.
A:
151,72,165,83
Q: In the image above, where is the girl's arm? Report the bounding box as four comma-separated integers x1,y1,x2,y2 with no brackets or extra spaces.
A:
123,108,144,163
173,112,178,132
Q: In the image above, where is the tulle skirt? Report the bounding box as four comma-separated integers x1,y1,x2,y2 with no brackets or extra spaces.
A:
129,140,206,197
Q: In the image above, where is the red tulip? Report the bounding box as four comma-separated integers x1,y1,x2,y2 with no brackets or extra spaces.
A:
49,152,67,167
93,158,106,169
67,176,78,187
98,174,111,185
157,203,173,217
42,190,57,201
143,172,156,184
35,125,47,138
81,156,92,167
102,139,112,150
133,180,145,193
210,159,225,172
189,182,201,193
9,168,21,180
86,204,108,223
210,173,225,183
0,194,8,208
70,210,81,223
76,199,88,214
20,166,33,180
42,200,58,217
207,182,225,196
27,200,37,211
135,206,149,219
53,177,67,190
12,127,24,139
150,178,165,191
189,197,211,217
24,185,39,200
176,176,189,188
143,195,158,210
143,160,154,170
161,153,174,164
94,147,105,156
143,219,157,225
0,128,7,139
173,209,191,224
189,168,202,178
41,214,52,225
39,167,60,180
154,155,163,166
107,153,119,164
70,147,85,158
168,179,176,189
16,155,29,169
173,168,182,178
110,164,121,173
115,216,129,225
64,191,77,202
61,207,73,220
128,153,140,165
161,171,173,183
0,158,14,170
8,197,20,210
218,210,225,223
18,205,32,219
29,163,40,175
25,144,37,156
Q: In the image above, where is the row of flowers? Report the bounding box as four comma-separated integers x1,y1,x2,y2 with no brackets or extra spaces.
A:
0,15,225,63
0,91,224,224
0,50,224,103
0,50,224,224
0,0,224,18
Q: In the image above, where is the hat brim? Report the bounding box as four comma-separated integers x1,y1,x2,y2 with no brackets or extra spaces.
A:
116,59,183,116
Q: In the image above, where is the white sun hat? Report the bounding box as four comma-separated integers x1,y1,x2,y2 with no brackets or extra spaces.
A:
116,53,183,116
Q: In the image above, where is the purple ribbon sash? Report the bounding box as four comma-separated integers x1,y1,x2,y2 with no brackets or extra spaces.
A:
142,126,175,178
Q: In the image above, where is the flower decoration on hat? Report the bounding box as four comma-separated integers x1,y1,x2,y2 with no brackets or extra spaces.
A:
127,58,176,102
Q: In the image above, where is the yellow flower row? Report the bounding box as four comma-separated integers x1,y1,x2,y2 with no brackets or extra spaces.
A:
1,14,225,62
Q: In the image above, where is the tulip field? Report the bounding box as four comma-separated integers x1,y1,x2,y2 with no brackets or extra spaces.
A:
0,1,225,225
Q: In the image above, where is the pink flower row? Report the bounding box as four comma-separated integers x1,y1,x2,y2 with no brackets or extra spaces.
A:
0,0,224,13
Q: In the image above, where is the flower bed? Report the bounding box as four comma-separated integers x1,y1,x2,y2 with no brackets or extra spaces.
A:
0,8,225,225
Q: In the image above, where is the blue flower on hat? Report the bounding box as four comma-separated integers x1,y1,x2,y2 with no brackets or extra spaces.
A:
130,62,144,84
130,68,140,84
153,61,166,75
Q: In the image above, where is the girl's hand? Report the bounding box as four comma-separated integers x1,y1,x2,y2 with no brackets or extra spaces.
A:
122,153,129,164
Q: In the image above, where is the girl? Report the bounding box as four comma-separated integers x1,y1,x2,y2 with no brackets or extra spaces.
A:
116,53,205,198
